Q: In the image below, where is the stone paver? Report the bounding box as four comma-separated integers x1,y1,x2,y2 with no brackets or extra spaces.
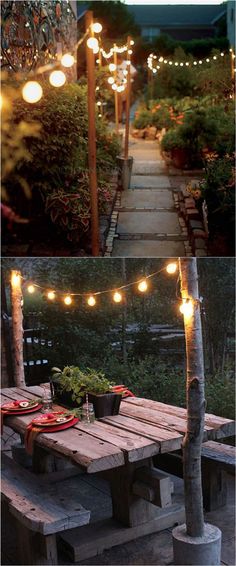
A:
131,175,171,189
117,211,181,235
120,190,174,209
112,240,186,257
133,161,167,175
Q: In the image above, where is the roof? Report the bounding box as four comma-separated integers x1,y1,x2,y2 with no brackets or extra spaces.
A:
127,4,226,27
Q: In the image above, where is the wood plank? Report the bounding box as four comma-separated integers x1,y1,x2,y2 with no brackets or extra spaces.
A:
120,401,226,441
201,441,236,467
102,414,183,453
2,454,90,535
59,504,185,562
123,398,235,436
74,420,160,462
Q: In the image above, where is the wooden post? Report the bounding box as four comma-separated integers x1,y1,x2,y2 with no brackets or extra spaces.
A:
179,258,205,538
230,49,235,88
114,45,119,134
10,270,25,387
124,36,131,159
85,10,100,256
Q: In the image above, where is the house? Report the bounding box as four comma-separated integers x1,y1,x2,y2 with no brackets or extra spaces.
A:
125,4,227,42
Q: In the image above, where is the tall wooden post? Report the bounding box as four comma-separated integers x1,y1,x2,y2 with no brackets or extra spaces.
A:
230,49,235,94
179,258,205,537
85,10,100,256
124,36,131,159
114,45,119,134
10,270,25,387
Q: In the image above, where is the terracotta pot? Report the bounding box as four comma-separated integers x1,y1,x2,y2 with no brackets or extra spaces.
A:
171,148,191,169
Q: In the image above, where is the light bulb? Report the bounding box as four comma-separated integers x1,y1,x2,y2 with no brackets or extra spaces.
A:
166,262,177,275
169,61,173,65
108,76,115,84
180,299,193,318
97,101,102,106
87,37,99,51
87,295,96,307
27,285,35,294
206,58,210,63
22,81,43,103
180,62,184,66
123,69,128,76
47,291,55,300
213,55,217,60
164,59,167,64
220,52,224,57
109,63,116,72
130,40,134,46
128,49,133,55
113,291,122,303
138,280,148,293
193,61,197,65
175,62,179,66
92,22,102,34
64,295,72,305
185,62,189,66
153,68,157,74
159,57,164,62
49,70,66,87
112,83,117,90
199,60,202,64
61,53,75,68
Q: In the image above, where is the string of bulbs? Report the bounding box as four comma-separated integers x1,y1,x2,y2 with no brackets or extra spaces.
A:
12,262,195,319
148,48,236,74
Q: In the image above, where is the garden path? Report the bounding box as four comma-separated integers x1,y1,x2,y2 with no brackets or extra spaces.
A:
110,135,190,258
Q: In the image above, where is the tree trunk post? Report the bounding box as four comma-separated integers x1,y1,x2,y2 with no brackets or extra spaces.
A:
114,45,119,135
124,36,131,160
85,10,100,257
172,258,222,565
10,270,25,387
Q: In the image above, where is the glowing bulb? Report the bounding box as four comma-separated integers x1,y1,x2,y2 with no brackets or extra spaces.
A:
87,37,99,51
166,262,177,274
185,62,189,66
97,101,102,106
126,60,131,65
175,62,179,66
11,272,21,287
64,295,72,305
22,81,43,103
113,291,122,303
92,22,102,34
213,55,217,60
108,76,115,84
27,285,35,294
159,56,164,62
112,83,117,90
180,62,184,66
206,58,210,63
49,70,66,87
199,60,202,64
87,295,96,307
109,63,116,72
128,49,133,55
138,280,148,293
179,299,193,318
130,40,134,46
164,59,167,64
61,53,75,67
169,61,173,65
47,291,55,300
220,52,224,57
193,61,197,65
153,68,157,74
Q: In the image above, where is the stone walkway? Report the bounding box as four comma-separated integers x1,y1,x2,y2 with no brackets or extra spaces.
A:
108,135,190,258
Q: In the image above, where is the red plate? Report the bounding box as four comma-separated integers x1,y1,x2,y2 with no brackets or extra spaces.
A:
1,400,39,411
32,411,73,427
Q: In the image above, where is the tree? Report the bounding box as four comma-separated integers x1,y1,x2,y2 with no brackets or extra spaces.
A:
87,1,140,40
179,258,205,537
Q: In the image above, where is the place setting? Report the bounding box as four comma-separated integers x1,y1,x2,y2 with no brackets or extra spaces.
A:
0,398,43,433
24,410,79,455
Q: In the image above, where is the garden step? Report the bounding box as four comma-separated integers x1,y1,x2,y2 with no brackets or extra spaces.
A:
117,211,181,236
120,189,174,209
131,175,171,189
112,240,186,257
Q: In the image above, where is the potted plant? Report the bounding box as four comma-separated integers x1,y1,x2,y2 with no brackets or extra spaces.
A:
51,366,122,418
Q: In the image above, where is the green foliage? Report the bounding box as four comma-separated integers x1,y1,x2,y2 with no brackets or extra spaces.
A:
200,154,235,234
5,82,120,240
52,365,114,403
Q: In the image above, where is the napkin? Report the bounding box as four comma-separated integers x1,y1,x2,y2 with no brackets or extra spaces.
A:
112,385,135,397
25,417,79,455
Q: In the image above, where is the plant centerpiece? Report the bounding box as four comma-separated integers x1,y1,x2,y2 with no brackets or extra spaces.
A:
51,366,122,418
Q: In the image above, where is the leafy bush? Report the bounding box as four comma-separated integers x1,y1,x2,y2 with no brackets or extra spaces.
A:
200,154,235,236
6,82,120,240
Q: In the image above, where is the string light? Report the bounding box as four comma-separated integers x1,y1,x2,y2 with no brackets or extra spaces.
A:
64,295,72,306
27,285,35,294
92,22,102,34
166,262,177,274
87,295,96,307
47,291,56,300
109,63,116,72
147,50,231,73
61,53,75,68
179,299,193,319
22,81,43,103
138,280,148,293
112,83,118,91
87,37,99,52
108,76,115,84
113,291,122,303
49,70,66,87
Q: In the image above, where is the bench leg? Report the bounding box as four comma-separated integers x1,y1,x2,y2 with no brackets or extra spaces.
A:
202,460,227,511
16,522,58,565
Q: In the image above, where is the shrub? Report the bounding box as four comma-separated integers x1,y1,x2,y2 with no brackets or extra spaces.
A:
5,82,120,240
200,154,235,232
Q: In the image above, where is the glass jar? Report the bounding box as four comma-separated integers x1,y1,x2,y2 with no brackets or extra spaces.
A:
41,387,53,413
81,402,95,424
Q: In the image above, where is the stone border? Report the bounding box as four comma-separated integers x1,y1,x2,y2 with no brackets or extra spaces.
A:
176,183,208,257
104,190,121,257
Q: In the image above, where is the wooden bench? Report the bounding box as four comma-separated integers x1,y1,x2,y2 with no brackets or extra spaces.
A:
1,454,91,565
153,441,235,512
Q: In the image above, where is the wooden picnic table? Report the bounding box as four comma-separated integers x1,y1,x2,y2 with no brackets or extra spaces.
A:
1,385,235,561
